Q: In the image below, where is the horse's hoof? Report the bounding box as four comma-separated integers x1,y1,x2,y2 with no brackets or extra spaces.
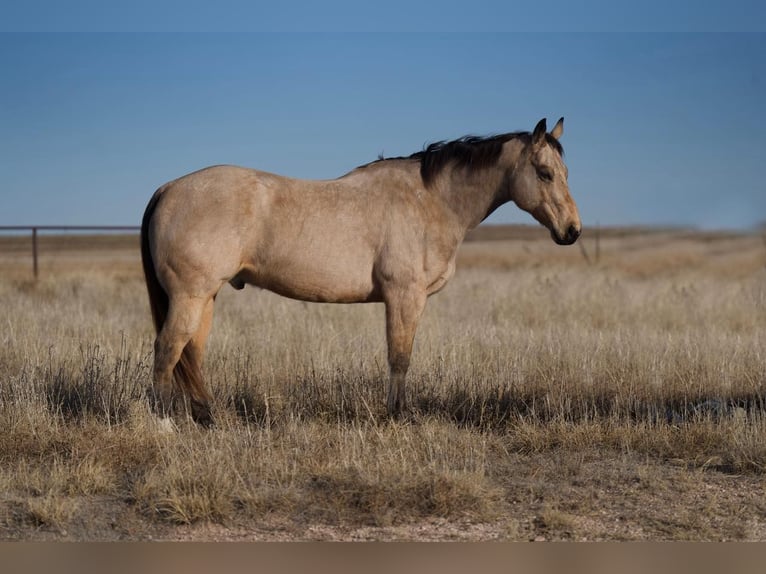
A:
387,404,414,423
191,401,216,428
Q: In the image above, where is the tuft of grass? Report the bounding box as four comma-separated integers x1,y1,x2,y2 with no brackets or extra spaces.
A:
25,495,78,531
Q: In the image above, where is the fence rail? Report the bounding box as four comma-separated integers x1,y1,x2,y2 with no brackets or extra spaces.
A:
0,226,140,279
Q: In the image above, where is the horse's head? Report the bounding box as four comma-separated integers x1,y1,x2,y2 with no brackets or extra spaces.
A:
510,117,581,245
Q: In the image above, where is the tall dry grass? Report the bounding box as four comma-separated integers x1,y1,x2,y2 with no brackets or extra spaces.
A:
1,227,765,540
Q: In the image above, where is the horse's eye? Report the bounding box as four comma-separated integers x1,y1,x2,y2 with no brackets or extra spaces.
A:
537,168,553,182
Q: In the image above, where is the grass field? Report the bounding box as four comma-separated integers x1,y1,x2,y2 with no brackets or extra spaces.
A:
1,225,765,540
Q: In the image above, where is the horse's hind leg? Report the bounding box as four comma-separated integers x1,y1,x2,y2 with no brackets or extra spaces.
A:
152,294,210,424
182,296,216,425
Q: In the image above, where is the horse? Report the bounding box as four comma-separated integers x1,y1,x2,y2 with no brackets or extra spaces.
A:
141,117,581,426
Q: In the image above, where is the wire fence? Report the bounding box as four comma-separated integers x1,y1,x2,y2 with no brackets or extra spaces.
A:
3,221,698,283
0,223,607,279
0,226,140,279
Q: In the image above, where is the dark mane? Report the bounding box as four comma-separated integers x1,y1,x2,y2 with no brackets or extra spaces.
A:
359,131,564,187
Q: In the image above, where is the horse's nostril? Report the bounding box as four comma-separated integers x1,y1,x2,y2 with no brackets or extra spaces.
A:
567,225,580,242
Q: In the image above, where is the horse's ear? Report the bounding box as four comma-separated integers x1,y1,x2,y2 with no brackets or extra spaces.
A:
532,118,547,147
550,117,564,140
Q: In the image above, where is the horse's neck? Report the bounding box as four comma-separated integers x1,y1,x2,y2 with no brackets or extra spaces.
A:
437,165,512,233
438,139,524,233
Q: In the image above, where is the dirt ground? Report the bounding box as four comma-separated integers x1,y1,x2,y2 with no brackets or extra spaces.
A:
3,450,765,542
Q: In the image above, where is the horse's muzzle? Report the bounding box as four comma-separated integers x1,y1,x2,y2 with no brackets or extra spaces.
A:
552,224,581,246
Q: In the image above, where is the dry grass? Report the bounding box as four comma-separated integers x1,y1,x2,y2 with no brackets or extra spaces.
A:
1,226,766,540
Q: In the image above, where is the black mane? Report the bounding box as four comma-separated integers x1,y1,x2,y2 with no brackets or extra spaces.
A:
359,131,563,187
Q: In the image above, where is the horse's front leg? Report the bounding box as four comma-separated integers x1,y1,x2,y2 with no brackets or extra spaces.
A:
383,287,427,417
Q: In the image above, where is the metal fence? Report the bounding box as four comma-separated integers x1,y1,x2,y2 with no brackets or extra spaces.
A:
0,226,140,279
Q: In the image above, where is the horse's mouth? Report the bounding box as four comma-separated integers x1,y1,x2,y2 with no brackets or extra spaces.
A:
551,225,581,246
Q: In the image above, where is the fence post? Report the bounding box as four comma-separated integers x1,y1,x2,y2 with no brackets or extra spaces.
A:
595,221,601,265
32,227,38,279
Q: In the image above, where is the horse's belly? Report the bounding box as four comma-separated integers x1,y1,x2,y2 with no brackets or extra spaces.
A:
242,255,378,303
262,271,377,303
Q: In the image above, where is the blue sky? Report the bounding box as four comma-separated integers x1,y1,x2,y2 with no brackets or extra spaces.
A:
1,32,765,229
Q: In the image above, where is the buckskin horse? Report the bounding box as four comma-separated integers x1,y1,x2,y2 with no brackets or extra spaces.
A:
141,117,581,426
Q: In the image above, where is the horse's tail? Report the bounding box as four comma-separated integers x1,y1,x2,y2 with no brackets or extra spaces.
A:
141,188,213,423
140,189,168,336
